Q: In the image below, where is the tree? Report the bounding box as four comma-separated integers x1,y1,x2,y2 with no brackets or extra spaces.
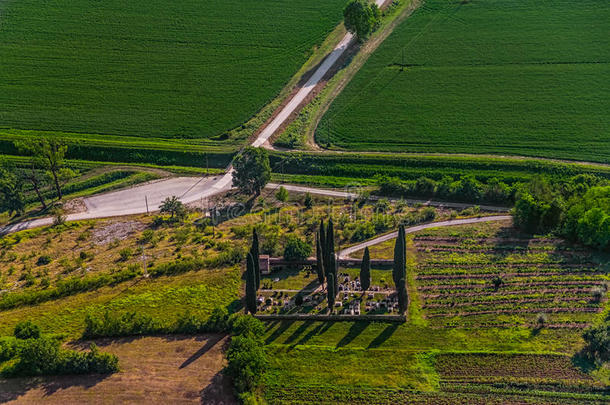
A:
315,232,325,285
0,164,25,216
581,321,609,364
283,235,312,261
232,146,271,196
360,247,371,291
275,186,288,202
304,192,313,209
319,219,326,267
327,272,336,313
15,138,75,200
251,229,261,290
159,196,187,220
326,218,338,293
343,0,381,42
245,253,257,314
397,278,408,314
21,161,48,210
392,225,406,288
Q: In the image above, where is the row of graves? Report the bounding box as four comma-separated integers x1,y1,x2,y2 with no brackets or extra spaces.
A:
257,270,401,316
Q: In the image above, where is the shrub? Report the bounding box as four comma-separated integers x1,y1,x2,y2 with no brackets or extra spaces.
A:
536,313,548,328
294,295,304,306
118,248,133,261
84,311,161,338
36,255,51,266
3,337,118,377
275,186,288,202
14,321,41,340
581,322,610,364
283,235,312,261
303,193,313,209
226,315,267,399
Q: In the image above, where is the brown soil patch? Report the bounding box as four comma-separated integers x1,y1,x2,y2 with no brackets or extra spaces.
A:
0,334,235,404
62,198,87,215
92,220,147,246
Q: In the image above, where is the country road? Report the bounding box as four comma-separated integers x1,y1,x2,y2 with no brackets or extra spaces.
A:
338,215,513,258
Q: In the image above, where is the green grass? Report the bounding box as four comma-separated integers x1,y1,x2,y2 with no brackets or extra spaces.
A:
0,267,241,339
319,0,610,163
0,0,346,140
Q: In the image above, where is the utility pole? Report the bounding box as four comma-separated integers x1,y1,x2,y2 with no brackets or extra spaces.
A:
145,195,149,215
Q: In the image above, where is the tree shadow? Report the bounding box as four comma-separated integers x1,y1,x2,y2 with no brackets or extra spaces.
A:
295,321,332,346
336,321,369,348
199,371,237,405
284,320,314,345
367,323,398,349
180,334,225,369
265,320,294,344
0,373,111,403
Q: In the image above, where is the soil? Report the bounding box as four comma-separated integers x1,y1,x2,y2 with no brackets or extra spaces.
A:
0,334,235,404
92,220,147,246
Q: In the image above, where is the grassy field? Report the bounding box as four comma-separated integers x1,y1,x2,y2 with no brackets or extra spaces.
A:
318,0,610,163
0,0,346,141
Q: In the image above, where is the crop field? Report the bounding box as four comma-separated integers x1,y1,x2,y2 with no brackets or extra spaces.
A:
0,0,346,141
318,0,610,163
412,222,609,328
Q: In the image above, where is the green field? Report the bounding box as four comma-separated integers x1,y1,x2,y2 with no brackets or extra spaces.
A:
0,0,345,140
318,0,610,163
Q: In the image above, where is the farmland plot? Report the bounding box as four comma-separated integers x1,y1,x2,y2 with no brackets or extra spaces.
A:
0,0,346,140
319,0,610,163
413,223,609,328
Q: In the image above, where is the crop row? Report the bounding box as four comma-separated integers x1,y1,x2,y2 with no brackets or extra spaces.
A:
425,307,603,319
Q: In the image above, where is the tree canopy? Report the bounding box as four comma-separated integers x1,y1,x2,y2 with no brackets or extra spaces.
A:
343,0,381,41
232,147,271,196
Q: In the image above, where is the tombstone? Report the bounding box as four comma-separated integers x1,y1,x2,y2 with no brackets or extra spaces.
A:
259,255,271,274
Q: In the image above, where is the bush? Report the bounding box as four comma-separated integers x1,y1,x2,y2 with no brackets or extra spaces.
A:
36,255,51,266
84,311,162,338
14,321,41,340
118,248,133,261
275,186,288,202
581,322,609,364
283,235,312,261
294,295,304,306
3,337,118,377
303,193,313,209
225,315,267,399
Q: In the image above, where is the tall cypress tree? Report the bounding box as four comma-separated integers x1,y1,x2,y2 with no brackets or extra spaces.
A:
327,218,338,293
397,278,408,314
327,272,335,313
245,252,257,314
360,247,371,291
251,229,261,290
315,232,325,285
393,225,406,288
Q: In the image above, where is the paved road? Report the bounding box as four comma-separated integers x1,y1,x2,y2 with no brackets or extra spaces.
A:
270,183,510,212
338,215,513,258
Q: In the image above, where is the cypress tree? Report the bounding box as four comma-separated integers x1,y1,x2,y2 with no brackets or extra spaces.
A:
360,247,371,291
319,219,326,266
327,218,338,293
251,229,261,290
393,225,406,288
398,278,408,314
327,272,335,313
245,253,257,314
315,232,325,284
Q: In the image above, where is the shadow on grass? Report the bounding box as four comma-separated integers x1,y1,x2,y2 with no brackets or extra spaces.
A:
180,334,225,369
295,321,333,346
0,373,111,403
265,320,294,345
367,323,398,349
336,321,370,348
284,320,314,345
